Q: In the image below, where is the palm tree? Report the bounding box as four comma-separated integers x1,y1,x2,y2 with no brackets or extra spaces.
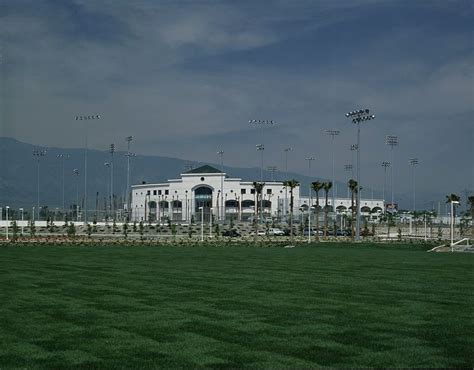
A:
283,179,300,245
348,179,358,240
252,181,265,240
311,181,324,241
322,182,333,238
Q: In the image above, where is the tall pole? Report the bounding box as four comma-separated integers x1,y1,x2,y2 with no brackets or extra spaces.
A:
75,114,101,224
217,150,224,222
256,144,264,223
284,147,292,219
57,154,69,219
305,157,315,206
382,162,390,213
326,130,340,212
5,206,9,240
33,150,46,220
73,169,79,221
109,144,115,220
409,158,418,212
346,109,375,241
126,136,133,221
386,135,398,211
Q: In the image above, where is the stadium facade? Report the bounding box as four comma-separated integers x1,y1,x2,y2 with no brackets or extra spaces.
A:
131,165,384,222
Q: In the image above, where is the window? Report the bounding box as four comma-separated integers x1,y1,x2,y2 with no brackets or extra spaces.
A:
147,190,150,195
267,189,272,194
153,190,157,195
250,189,255,194
165,190,169,195
241,189,246,194
158,190,162,195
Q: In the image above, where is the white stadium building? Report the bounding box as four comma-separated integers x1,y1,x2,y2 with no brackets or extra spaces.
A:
131,165,384,223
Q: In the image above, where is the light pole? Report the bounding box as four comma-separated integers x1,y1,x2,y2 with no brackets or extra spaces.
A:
57,154,69,219
409,158,418,212
73,169,80,221
75,114,101,224
381,161,391,212
19,208,24,235
199,206,204,242
5,206,9,240
305,157,315,206
450,200,460,250
256,144,264,223
345,109,375,241
267,166,277,181
326,130,340,212
33,150,46,220
125,136,134,221
350,144,357,176
217,150,224,222
386,135,398,211
283,147,292,219
104,162,111,220
109,144,115,220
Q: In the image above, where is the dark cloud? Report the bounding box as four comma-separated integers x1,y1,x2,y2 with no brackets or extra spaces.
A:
1,0,472,201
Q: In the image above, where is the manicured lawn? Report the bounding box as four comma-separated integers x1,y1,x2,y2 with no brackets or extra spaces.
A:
0,243,472,368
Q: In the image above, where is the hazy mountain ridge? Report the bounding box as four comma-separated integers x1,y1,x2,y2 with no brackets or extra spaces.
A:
0,137,452,212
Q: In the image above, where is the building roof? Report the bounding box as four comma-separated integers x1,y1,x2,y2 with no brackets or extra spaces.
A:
183,165,223,174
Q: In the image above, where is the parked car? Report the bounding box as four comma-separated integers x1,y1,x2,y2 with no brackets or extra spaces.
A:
335,229,350,237
257,230,267,236
267,228,285,236
222,230,241,237
303,228,323,236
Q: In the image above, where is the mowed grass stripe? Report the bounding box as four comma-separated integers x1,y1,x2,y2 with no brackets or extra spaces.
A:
0,244,472,368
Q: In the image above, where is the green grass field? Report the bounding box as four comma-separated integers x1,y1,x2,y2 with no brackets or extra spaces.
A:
0,243,472,368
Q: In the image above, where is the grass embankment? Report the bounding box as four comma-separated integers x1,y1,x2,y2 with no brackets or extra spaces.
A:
0,243,472,368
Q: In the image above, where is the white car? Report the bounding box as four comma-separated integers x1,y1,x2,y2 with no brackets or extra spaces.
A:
267,228,285,236
257,230,267,236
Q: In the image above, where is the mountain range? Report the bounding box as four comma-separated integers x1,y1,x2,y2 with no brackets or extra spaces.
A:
0,137,458,214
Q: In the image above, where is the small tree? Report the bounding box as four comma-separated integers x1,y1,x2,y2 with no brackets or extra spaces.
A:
214,223,220,237
133,221,137,232
123,222,129,239
188,224,194,239
29,220,36,238
92,219,98,233
11,220,19,242
139,221,145,239
86,223,92,237
171,223,177,238
67,222,76,238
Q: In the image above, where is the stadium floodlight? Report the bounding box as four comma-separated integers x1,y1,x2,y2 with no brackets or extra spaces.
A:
33,150,47,220
345,108,376,241
409,158,419,212
385,135,398,210
75,114,102,224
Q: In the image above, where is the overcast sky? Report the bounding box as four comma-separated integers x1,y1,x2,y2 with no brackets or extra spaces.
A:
1,0,473,198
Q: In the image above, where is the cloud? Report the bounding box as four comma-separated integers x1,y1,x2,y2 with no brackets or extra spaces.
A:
1,0,473,199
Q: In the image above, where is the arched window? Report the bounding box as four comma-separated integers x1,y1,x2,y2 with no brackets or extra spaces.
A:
225,200,238,207
159,201,169,210
241,199,255,208
172,200,182,208
262,200,271,208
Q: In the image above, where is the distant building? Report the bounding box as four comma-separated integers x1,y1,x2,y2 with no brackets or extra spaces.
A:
130,165,384,222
